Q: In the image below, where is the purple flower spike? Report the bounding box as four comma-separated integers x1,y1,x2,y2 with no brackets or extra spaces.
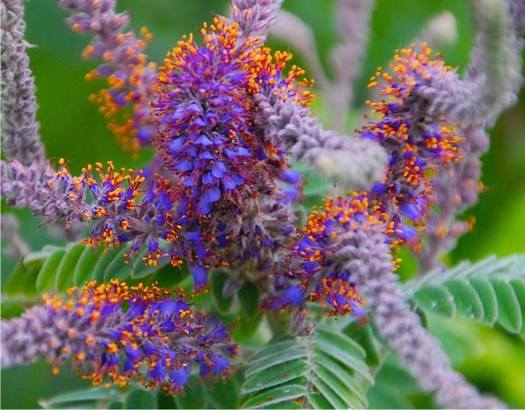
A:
1,0,46,165
59,0,157,152
0,280,236,395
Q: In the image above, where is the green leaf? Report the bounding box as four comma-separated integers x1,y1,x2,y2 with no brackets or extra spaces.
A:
317,327,366,356
407,254,525,334
124,389,157,409
469,277,498,324
1,298,28,319
55,243,85,291
23,247,58,271
241,325,370,409
211,271,234,312
5,262,36,296
39,387,120,409
242,360,309,395
36,249,66,292
490,277,522,333
91,248,121,282
248,339,298,362
238,281,260,318
310,377,346,409
307,392,332,409
366,355,432,409
260,400,303,409
316,328,372,384
4,242,174,302
205,372,243,409
296,162,332,211
103,245,132,282
510,278,525,323
316,353,367,404
367,384,415,409
173,380,208,409
235,312,264,341
245,345,307,378
73,247,103,286
344,321,383,368
242,385,306,409
146,264,187,289
156,392,175,409
313,365,363,409
444,279,484,321
413,286,455,317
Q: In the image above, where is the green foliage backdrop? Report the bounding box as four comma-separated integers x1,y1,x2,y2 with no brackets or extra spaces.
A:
2,0,524,408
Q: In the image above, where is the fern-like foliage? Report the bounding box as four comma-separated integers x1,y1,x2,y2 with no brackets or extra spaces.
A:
38,386,161,409
38,387,124,409
241,326,372,409
406,254,525,334
2,243,185,318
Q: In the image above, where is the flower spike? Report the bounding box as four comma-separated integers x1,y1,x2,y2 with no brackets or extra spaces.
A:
59,0,157,151
1,0,46,165
1,280,236,395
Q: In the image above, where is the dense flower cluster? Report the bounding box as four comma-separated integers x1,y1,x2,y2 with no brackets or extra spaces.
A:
361,43,462,247
268,45,463,315
266,194,374,315
153,17,310,216
59,0,157,151
1,160,141,229
1,160,181,267
150,16,312,285
1,280,236,394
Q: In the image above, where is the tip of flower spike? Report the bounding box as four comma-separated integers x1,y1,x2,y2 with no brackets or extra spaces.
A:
79,20,157,153
356,44,463,247
314,140,388,190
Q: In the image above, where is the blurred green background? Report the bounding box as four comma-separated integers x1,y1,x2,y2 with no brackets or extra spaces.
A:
1,0,524,408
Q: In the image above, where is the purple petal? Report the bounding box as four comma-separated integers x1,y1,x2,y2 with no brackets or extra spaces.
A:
196,134,213,146
211,162,227,178
190,265,207,288
175,160,193,172
280,169,302,184
169,138,185,152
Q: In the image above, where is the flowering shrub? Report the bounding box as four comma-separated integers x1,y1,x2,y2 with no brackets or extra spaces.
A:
1,0,524,408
